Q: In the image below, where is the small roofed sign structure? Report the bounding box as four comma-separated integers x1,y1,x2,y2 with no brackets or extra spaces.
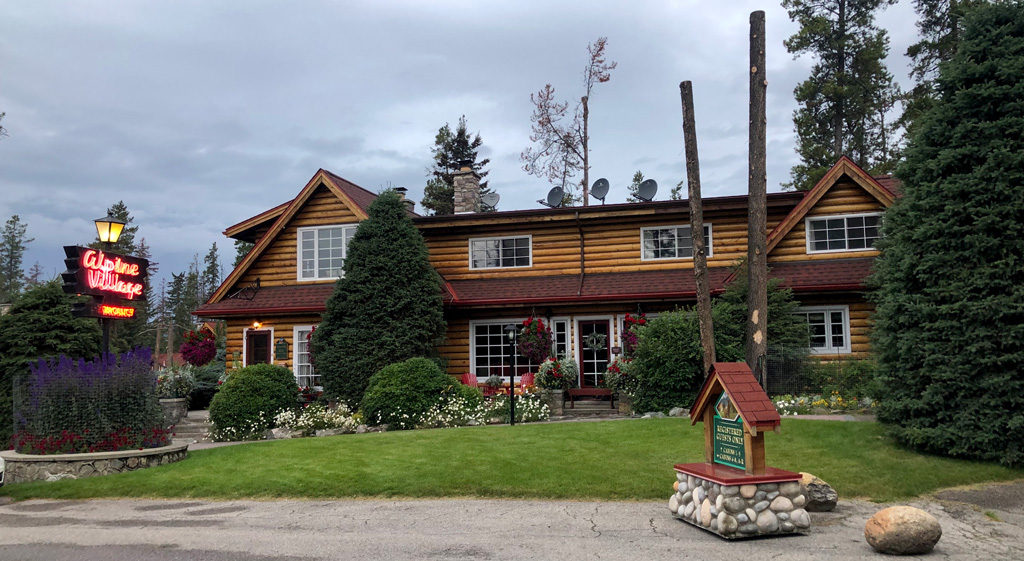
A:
670,362,808,538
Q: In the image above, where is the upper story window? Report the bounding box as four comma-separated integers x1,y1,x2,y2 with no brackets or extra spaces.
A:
641,224,712,260
794,306,851,354
297,224,357,281
469,235,532,269
805,213,881,254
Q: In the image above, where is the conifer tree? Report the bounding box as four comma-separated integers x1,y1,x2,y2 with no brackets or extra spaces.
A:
871,1,1024,466
420,116,491,215
312,191,445,405
202,242,221,301
0,214,33,302
233,239,254,267
783,0,902,190
626,171,646,202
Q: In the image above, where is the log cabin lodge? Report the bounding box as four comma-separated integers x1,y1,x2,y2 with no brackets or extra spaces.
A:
195,157,897,389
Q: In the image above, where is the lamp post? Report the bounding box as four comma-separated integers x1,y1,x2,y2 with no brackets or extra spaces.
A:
94,214,126,355
504,324,517,426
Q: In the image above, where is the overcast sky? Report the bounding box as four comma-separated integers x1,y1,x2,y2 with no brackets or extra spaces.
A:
0,0,919,289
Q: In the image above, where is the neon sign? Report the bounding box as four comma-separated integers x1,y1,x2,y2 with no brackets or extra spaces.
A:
99,304,136,319
81,249,144,300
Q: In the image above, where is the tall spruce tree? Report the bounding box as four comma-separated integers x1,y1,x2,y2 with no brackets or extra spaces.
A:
233,239,254,267
0,281,102,444
783,0,902,190
626,170,646,202
0,214,33,302
871,1,1024,466
420,116,492,215
312,191,445,406
201,242,221,301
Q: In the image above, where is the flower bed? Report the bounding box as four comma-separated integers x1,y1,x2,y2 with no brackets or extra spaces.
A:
772,392,876,415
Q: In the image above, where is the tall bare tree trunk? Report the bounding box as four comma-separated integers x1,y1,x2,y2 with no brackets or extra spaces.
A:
680,80,716,375
154,322,162,366
834,0,847,157
581,96,590,206
167,320,175,367
747,10,769,384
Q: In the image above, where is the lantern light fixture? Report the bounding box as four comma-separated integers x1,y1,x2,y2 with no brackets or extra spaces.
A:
94,214,127,245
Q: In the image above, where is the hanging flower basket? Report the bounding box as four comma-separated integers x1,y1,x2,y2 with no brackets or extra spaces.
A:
517,317,553,366
180,329,216,366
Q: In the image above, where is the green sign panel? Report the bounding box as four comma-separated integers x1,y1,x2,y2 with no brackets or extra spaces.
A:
713,392,746,470
275,338,288,360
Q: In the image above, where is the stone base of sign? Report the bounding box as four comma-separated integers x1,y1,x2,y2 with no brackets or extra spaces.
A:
670,463,809,539
0,443,188,484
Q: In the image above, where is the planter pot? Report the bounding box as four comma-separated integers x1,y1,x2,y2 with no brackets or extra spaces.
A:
159,397,188,427
543,389,564,416
617,393,633,416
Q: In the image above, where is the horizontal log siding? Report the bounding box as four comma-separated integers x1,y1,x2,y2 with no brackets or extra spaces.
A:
225,315,322,374
425,208,791,280
235,186,361,289
769,180,885,263
795,295,874,360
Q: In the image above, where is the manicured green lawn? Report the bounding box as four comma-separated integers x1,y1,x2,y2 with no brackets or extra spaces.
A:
3,418,1021,502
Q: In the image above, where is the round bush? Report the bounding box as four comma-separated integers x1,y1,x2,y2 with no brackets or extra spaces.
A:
209,364,298,441
360,358,452,429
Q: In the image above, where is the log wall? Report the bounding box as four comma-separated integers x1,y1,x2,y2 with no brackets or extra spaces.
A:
769,180,885,263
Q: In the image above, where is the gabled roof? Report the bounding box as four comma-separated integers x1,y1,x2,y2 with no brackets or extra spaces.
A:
690,362,780,434
204,169,378,306
766,156,896,255
224,200,290,242
195,284,335,317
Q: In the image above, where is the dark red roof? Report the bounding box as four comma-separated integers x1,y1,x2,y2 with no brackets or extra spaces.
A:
768,258,874,292
445,267,735,306
873,174,902,197
195,284,334,318
691,362,781,430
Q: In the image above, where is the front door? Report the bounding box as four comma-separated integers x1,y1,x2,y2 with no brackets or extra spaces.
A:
246,329,272,365
578,319,611,387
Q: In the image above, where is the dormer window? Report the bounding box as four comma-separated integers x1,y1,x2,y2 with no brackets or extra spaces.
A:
805,213,881,253
469,235,532,269
297,224,357,280
641,224,712,260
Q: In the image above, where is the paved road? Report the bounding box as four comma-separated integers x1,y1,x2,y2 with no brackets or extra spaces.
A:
1,489,1022,560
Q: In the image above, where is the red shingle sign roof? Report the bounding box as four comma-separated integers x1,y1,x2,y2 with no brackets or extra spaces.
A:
690,362,781,434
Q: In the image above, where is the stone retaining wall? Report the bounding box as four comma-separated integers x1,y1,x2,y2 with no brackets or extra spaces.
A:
669,472,810,538
1,443,188,484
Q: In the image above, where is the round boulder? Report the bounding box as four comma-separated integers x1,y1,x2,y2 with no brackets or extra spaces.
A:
799,472,838,512
864,506,942,555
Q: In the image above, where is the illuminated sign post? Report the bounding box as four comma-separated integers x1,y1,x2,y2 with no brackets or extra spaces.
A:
62,246,149,320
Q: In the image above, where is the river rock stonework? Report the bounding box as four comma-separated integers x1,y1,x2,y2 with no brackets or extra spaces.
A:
668,472,809,538
0,444,188,484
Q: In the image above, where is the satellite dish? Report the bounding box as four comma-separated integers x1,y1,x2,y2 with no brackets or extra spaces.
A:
591,178,610,203
538,187,564,208
637,179,658,202
480,191,500,209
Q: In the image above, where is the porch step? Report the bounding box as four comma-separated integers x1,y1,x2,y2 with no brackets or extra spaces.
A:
561,398,621,417
171,410,212,444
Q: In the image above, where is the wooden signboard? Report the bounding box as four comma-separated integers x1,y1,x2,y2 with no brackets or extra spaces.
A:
275,338,288,360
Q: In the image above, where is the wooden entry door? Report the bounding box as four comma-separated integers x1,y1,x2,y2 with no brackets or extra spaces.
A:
578,319,611,387
246,330,272,365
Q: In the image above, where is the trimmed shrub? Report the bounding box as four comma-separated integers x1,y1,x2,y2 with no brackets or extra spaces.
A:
209,363,298,441
360,358,452,429
189,349,226,410
11,348,168,454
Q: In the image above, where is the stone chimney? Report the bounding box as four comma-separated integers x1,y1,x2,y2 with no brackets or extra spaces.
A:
393,187,415,213
453,160,481,214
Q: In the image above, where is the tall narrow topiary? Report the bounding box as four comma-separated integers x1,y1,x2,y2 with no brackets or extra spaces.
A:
871,2,1024,466
312,191,446,406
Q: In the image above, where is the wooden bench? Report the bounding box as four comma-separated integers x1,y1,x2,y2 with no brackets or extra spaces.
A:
565,388,616,409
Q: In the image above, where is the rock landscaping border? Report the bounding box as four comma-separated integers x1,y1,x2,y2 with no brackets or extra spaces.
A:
0,443,188,484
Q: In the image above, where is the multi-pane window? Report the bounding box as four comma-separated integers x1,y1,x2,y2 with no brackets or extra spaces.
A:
794,306,850,354
293,326,320,388
641,224,712,260
469,236,531,269
806,213,880,253
298,225,357,280
471,320,569,381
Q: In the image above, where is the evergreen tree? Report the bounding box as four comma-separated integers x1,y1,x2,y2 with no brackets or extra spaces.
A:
900,0,986,138
233,239,254,267
312,191,446,406
202,242,221,301
871,1,1024,466
0,214,33,302
626,170,645,202
670,180,685,201
783,0,902,190
420,116,492,215
24,262,46,287
0,281,102,444
127,238,156,349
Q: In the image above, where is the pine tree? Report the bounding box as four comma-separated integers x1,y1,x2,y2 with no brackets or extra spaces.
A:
24,262,46,287
202,242,221,301
0,214,33,302
626,171,645,202
0,281,102,444
233,239,254,267
420,116,492,215
871,1,1024,466
312,191,446,406
783,0,902,190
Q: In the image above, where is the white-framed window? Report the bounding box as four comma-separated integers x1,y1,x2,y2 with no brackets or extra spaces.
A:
794,306,851,354
469,235,532,269
297,224,358,281
293,325,320,388
641,224,712,260
805,213,881,254
469,318,569,381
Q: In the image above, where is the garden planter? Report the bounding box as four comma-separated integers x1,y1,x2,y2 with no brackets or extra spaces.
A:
617,393,632,416
543,389,564,416
159,397,188,427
